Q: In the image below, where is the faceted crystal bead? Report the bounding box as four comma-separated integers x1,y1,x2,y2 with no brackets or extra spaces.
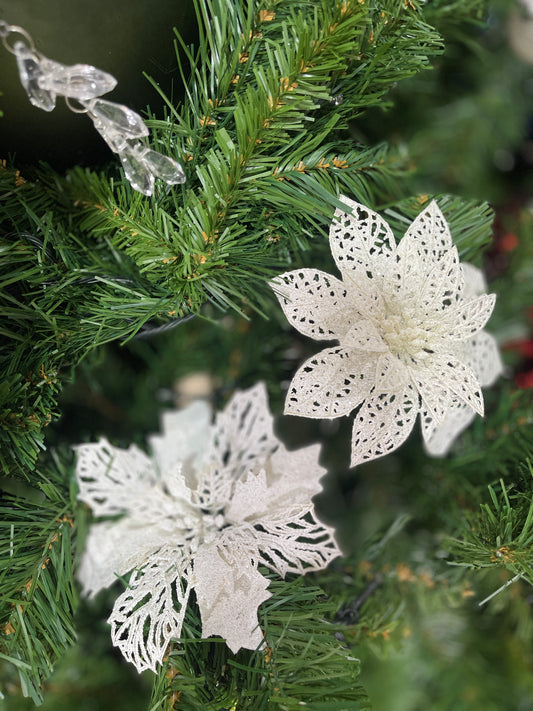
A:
38,59,117,101
120,146,155,196
141,149,186,184
92,118,129,153
86,99,150,139
13,41,56,111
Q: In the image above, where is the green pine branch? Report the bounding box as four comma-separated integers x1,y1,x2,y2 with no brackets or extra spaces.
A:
446,459,533,600
148,574,370,711
0,460,77,705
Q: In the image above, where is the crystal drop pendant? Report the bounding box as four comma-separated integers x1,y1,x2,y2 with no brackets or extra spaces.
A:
92,118,129,153
87,99,150,139
38,60,117,101
120,147,155,196
13,41,56,111
141,149,186,184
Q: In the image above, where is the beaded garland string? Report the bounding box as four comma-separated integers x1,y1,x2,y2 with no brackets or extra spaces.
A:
0,19,185,195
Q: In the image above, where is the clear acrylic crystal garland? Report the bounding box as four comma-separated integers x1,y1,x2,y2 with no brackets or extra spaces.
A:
0,20,185,195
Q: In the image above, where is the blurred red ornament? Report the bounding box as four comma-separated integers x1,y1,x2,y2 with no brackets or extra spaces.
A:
515,371,533,389
499,232,519,253
503,339,533,358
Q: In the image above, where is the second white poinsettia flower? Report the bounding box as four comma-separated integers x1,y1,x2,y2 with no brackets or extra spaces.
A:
75,383,340,673
272,197,503,466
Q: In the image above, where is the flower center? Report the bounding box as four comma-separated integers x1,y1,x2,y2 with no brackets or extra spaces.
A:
199,511,226,543
381,311,433,366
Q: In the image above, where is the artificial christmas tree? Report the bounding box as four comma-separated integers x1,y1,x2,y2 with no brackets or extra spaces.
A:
1,0,533,709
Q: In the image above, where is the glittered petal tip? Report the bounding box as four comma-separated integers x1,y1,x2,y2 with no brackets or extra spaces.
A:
439,294,496,341
350,386,419,467
75,438,156,517
415,375,454,436
284,347,375,419
413,247,463,311
432,355,484,416
269,443,327,505
466,330,504,387
225,469,271,524
211,383,278,479
108,551,190,673
194,542,271,654
423,402,476,457
329,195,397,278
271,269,352,341
225,443,326,524
399,200,454,266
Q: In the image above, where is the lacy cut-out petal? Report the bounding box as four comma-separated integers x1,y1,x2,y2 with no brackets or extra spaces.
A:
430,354,484,416
271,269,353,340
415,377,454,439
399,200,455,268
75,438,156,517
438,294,496,341
466,330,504,387
423,402,477,456
374,352,410,393
108,549,191,673
393,202,462,307
255,509,341,578
211,382,279,482
342,269,386,321
350,386,419,467
343,319,388,352
414,248,463,313
329,196,397,280
285,347,375,418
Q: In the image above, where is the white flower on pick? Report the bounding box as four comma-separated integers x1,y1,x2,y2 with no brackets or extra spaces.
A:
75,383,340,673
272,197,503,466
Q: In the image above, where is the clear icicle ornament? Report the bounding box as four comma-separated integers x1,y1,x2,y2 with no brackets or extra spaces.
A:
38,59,117,102
85,98,185,195
88,98,150,147
0,19,185,195
12,40,57,112
119,146,155,197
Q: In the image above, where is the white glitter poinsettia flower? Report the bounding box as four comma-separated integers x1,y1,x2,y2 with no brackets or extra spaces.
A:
75,383,340,673
272,197,503,466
